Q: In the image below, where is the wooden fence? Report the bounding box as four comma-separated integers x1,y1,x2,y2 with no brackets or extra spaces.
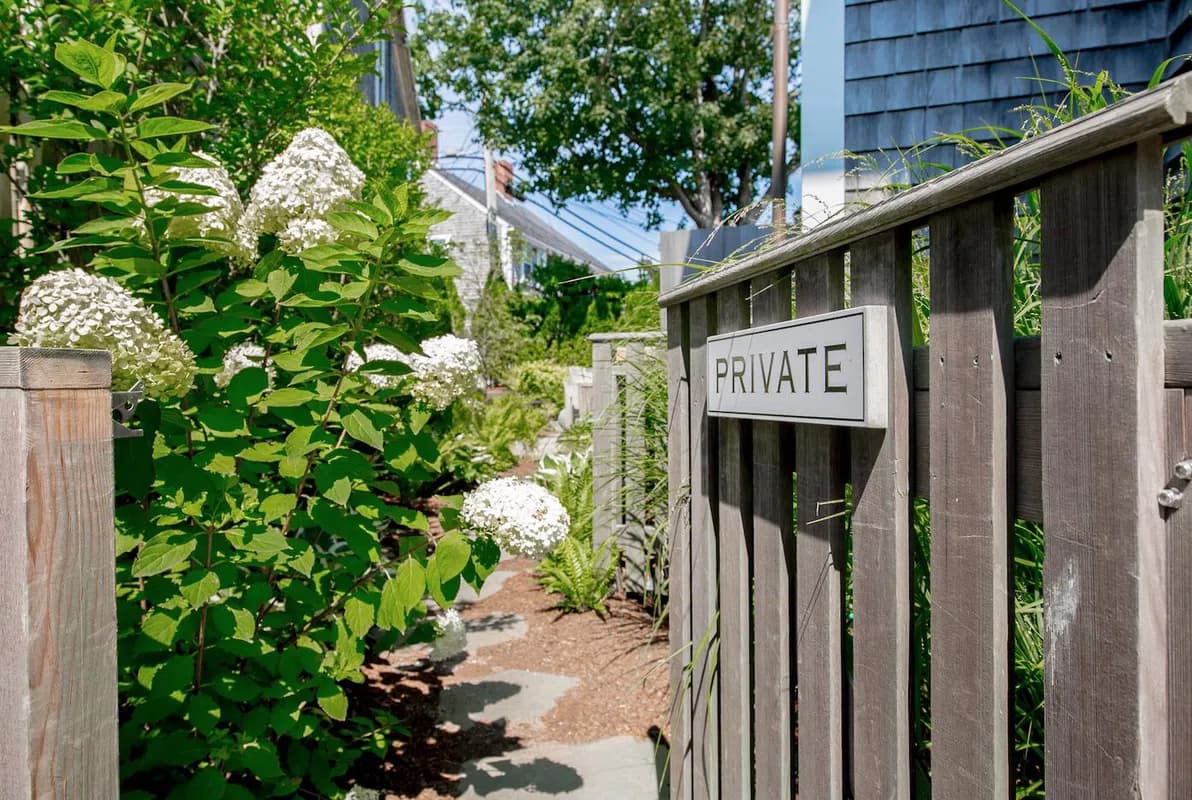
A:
0,348,119,798
662,74,1192,798
591,332,666,596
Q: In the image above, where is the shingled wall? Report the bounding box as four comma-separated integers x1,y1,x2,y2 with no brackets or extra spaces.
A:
845,0,1192,176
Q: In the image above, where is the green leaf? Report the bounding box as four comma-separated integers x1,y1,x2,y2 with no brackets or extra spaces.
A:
137,116,215,140
186,694,222,737
342,410,383,451
316,680,348,721
260,387,316,409
132,531,197,577
377,576,405,631
170,766,226,800
55,40,123,88
343,597,375,638
267,268,297,301
396,558,426,612
399,253,462,278
434,532,472,581
231,607,256,641
179,569,220,609
260,493,297,524
130,82,193,112
325,476,353,506
326,211,378,240
142,610,181,646
1,119,103,141
42,89,126,113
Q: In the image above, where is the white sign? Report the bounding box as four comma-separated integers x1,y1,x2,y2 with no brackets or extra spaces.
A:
706,305,888,428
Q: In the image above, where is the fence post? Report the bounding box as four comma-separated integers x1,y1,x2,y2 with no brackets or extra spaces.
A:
0,347,118,799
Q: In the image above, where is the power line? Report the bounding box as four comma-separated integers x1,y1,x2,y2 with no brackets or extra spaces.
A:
437,166,645,265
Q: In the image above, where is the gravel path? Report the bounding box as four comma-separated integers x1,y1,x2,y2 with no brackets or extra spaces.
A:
350,559,671,799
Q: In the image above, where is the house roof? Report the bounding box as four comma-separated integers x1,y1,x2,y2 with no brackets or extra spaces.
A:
427,169,610,273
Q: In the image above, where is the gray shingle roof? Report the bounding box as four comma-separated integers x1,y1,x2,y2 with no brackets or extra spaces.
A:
429,169,609,273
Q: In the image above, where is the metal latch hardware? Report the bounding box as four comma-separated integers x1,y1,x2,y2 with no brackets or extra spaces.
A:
112,381,145,439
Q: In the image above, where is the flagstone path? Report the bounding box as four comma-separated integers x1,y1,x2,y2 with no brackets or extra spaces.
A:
354,558,671,799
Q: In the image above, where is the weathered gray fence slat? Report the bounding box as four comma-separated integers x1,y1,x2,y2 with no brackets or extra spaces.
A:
688,296,720,799
717,285,753,799
849,230,913,800
667,308,694,800
927,199,1014,798
1040,141,1168,797
1168,389,1192,800
794,253,848,800
591,340,616,554
913,321,1192,391
750,270,796,800
0,348,118,798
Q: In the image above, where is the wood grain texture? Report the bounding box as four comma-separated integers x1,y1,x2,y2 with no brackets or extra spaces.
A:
659,74,1192,307
927,199,1014,798
794,252,847,800
716,284,753,800
0,347,111,389
750,270,796,800
849,230,913,800
0,387,33,800
1040,141,1167,798
913,322,1192,390
667,306,694,800
0,352,118,798
1168,390,1192,800
25,389,119,798
688,296,720,800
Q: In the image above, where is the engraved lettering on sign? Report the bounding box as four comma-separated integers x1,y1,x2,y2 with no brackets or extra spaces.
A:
706,306,888,428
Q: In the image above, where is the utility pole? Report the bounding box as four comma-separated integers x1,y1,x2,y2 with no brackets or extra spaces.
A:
771,0,790,228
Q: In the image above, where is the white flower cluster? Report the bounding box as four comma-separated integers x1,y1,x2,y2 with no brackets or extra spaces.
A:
430,608,467,662
460,477,570,559
241,128,365,254
10,269,196,398
145,153,256,263
214,341,275,388
345,343,405,389
405,334,482,410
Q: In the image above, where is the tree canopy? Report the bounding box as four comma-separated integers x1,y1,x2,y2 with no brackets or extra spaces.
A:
413,0,797,229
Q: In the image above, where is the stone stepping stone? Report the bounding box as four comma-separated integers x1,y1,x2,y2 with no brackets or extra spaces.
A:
438,669,577,731
463,612,528,651
454,569,516,605
455,736,666,799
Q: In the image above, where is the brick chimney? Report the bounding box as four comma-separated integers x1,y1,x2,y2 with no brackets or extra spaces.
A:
421,121,439,163
494,159,515,199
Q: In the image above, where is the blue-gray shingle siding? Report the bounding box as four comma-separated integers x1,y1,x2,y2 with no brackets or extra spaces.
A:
844,0,1192,176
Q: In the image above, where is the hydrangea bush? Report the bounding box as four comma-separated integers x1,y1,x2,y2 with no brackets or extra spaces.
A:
404,334,483,409
461,477,570,559
1,41,498,798
11,268,196,398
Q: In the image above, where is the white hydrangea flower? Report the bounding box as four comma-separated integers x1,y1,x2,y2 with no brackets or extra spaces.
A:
430,608,467,662
345,342,406,389
144,153,256,263
461,477,570,559
241,127,365,255
214,342,275,388
10,269,196,398
405,334,482,410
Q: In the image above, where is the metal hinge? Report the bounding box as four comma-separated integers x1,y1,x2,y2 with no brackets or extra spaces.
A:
112,381,145,439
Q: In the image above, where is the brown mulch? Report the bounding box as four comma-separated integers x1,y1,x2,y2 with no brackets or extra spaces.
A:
348,559,671,800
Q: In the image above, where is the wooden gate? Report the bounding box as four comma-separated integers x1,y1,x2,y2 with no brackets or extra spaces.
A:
663,74,1192,799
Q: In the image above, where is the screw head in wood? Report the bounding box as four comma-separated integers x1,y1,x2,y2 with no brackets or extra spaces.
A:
1175,460,1192,481
1159,487,1185,509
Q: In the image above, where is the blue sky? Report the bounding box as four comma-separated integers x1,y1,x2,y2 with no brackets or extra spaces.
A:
427,104,689,275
